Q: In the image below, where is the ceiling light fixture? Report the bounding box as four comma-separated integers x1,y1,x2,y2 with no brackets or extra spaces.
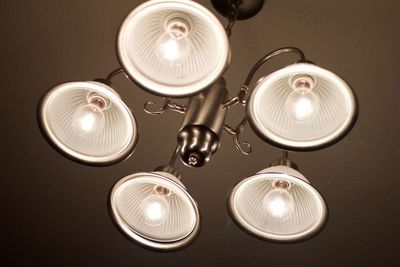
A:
38,79,138,165
227,153,327,242
117,0,230,97
38,0,358,250
109,164,201,250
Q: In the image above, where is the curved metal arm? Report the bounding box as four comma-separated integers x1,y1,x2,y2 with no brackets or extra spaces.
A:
144,98,169,115
224,116,252,155
94,68,127,86
223,85,249,109
144,98,186,115
223,47,306,109
243,47,305,86
167,102,186,114
106,68,125,82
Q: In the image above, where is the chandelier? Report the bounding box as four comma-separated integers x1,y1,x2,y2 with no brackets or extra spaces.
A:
37,0,358,251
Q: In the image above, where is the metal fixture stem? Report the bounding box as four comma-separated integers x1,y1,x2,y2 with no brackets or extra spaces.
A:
177,78,228,167
154,145,182,179
179,79,228,136
169,144,181,168
270,156,299,170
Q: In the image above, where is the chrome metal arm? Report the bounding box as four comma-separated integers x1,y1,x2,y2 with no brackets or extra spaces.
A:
106,68,125,82
94,67,127,86
223,85,249,109
224,116,252,155
223,47,306,108
154,144,182,180
243,47,305,86
144,98,187,115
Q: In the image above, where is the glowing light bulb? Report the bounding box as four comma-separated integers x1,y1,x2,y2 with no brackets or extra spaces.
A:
263,182,294,222
285,91,320,121
155,19,191,66
285,74,320,121
140,194,169,226
72,104,105,137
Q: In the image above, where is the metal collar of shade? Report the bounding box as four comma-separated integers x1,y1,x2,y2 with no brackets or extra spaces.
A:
38,81,138,165
227,166,328,242
246,63,358,151
109,171,201,251
117,0,230,97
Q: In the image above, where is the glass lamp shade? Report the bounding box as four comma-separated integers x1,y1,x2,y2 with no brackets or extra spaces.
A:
38,81,138,165
227,165,327,242
117,0,230,97
109,171,201,250
247,63,358,151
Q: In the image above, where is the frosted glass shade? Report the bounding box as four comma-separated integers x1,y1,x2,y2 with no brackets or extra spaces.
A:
227,165,327,242
247,63,357,151
117,0,230,97
38,81,138,165
109,172,201,250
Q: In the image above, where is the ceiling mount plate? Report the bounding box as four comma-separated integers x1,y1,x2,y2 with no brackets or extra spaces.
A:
211,0,265,20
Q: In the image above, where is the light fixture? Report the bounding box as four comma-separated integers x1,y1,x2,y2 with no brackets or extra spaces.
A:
227,155,327,242
109,164,201,251
38,0,358,250
117,0,230,97
246,63,358,151
38,79,138,165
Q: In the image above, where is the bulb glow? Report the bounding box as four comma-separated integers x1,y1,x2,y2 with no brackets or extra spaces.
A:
72,104,105,137
262,187,294,222
285,91,320,121
140,194,169,226
285,74,320,121
155,19,191,66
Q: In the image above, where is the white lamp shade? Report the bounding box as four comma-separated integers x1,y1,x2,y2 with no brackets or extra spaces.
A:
109,171,201,250
227,165,327,242
117,0,230,97
247,63,358,151
38,81,138,165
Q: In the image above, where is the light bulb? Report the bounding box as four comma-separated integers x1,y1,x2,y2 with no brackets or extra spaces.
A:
285,74,320,121
262,181,294,222
140,194,169,227
285,91,320,121
72,103,105,138
155,19,191,66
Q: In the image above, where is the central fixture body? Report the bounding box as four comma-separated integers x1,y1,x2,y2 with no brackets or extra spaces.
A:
178,78,228,167
37,0,357,251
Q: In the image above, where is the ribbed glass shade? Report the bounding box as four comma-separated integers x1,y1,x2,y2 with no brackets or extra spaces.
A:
38,81,138,165
247,63,357,151
109,172,201,250
227,166,327,242
117,0,230,97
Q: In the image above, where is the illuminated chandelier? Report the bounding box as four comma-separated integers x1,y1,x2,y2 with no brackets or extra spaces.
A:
38,0,358,251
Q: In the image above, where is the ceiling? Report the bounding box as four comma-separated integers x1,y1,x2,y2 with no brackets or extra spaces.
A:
2,0,400,266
